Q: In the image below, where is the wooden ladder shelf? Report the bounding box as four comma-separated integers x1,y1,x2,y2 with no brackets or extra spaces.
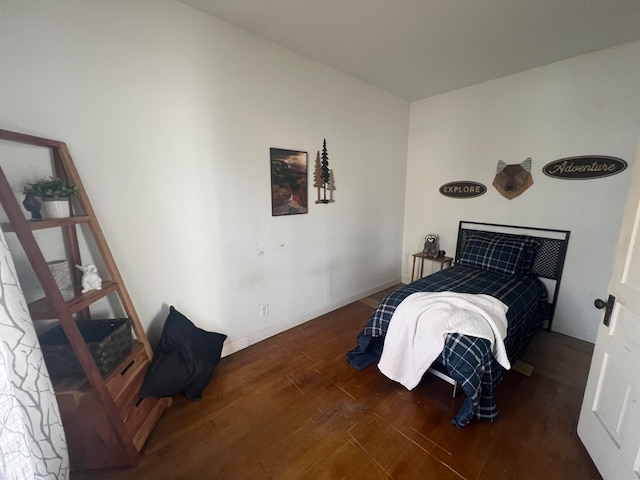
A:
0,129,170,470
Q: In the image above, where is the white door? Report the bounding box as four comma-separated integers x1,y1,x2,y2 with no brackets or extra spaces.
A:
577,144,640,479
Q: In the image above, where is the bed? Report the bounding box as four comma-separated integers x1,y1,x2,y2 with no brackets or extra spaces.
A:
346,221,570,427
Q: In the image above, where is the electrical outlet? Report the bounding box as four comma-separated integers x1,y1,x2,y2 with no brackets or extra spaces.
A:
259,304,269,317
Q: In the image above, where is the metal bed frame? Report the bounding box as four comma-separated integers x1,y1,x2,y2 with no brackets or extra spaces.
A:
429,220,571,396
455,220,571,331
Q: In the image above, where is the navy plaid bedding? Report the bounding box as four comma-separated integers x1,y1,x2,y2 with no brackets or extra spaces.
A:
441,334,495,427
457,235,525,276
347,264,547,424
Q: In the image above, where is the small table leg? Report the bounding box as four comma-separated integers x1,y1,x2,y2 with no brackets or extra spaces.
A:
411,256,418,282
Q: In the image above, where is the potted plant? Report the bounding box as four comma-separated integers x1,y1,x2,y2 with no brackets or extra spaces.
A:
23,177,81,219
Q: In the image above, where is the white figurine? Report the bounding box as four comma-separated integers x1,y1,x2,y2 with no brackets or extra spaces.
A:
76,264,102,293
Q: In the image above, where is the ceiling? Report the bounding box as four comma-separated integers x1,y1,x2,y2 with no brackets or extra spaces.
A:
180,0,640,102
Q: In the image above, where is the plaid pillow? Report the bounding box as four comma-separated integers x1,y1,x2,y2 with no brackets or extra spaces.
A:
459,236,525,276
467,232,541,274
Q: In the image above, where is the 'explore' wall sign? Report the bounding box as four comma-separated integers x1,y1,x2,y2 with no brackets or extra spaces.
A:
439,181,487,198
542,156,627,180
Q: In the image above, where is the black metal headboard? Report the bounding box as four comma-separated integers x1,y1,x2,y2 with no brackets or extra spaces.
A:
455,221,571,331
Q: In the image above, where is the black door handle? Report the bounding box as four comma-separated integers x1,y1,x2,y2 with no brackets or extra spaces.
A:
594,298,607,309
594,295,615,327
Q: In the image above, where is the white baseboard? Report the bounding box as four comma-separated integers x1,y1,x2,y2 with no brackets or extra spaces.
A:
220,278,400,358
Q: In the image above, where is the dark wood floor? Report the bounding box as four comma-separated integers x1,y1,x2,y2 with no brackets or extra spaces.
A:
73,287,602,479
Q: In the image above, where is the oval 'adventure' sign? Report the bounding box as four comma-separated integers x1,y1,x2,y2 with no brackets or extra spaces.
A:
439,181,487,198
543,156,627,180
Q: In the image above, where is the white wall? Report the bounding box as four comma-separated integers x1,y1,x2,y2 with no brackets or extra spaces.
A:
405,41,640,342
3,1,635,350
0,0,409,352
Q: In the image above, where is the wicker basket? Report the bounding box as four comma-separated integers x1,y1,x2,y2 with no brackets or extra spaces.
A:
39,318,132,378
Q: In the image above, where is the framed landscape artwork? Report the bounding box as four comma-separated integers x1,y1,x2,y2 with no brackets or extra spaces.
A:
270,148,308,216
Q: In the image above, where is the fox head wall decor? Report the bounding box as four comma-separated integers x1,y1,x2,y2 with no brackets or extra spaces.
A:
492,157,534,200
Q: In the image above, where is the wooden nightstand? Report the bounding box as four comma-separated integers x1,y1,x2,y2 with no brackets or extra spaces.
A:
411,253,453,281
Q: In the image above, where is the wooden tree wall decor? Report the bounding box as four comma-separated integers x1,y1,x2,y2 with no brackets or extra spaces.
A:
314,139,336,204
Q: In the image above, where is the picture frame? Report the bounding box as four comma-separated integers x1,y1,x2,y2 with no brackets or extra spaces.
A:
270,148,308,216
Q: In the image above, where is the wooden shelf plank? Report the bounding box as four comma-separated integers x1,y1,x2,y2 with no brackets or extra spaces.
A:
28,281,119,320
1,215,91,232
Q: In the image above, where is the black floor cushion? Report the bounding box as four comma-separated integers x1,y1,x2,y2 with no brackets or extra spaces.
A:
140,306,227,400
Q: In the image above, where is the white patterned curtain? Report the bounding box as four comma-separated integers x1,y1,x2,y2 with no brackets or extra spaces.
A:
0,228,69,480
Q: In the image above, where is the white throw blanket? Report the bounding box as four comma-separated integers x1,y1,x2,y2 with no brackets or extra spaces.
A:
378,292,511,390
